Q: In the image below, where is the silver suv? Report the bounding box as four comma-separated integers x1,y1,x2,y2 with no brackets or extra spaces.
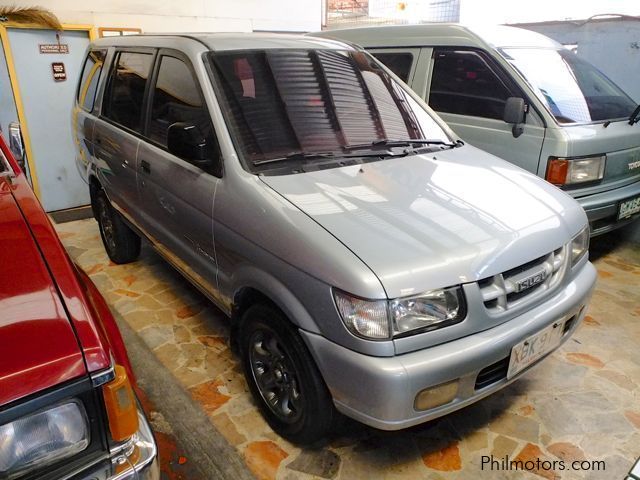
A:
72,33,597,444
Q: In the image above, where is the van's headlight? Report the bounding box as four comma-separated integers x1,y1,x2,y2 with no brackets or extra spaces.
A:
571,226,589,266
334,287,465,340
390,287,464,336
546,155,606,186
0,401,90,479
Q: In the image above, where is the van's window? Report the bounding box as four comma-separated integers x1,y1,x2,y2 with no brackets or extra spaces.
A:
371,52,413,83
148,56,211,148
500,48,636,124
77,50,106,111
429,49,515,120
209,49,450,171
102,51,153,132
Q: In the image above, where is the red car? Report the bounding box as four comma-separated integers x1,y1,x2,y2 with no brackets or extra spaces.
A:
0,136,158,479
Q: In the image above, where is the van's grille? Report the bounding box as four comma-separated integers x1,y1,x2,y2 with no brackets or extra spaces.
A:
475,356,510,390
478,246,567,313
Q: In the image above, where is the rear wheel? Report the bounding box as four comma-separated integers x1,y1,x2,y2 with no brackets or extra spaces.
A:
94,191,140,264
240,304,335,445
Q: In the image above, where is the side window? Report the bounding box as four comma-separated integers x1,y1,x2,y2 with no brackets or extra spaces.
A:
148,56,213,153
77,49,106,111
429,49,515,120
103,51,154,132
371,52,413,83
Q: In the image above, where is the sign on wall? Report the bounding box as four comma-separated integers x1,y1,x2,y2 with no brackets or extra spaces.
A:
51,62,66,82
39,44,69,54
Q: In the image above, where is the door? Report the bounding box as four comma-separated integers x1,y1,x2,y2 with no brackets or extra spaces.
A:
426,48,546,173
95,49,154,221
5,27,91,211
136,51,221,293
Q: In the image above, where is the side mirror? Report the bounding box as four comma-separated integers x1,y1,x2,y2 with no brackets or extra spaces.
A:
167,122,209,164
503,97,526,138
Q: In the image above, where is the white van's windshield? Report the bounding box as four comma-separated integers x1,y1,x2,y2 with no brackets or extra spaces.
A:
208,49,453,173
500,47,636,124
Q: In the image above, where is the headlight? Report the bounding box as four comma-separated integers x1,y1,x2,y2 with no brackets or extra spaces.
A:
571,226,590,266
390,287,464,336
546,155,606,186
0,401,89,479
334,287,465,340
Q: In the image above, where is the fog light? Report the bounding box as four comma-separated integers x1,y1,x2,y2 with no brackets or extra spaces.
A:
414,380,458,411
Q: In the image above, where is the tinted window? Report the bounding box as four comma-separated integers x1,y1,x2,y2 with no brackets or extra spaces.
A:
77,50,106,111
371,52,413,83
501,48,636,124
429,49,514,120
148,56,210,148
103,52,153,132
209,49,449,171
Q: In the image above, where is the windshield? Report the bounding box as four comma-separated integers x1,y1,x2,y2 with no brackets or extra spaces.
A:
500,47,636,124
208,49,451,172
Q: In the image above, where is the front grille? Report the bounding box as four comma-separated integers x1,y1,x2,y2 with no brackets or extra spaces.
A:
475,356,509,390
478,246,567,313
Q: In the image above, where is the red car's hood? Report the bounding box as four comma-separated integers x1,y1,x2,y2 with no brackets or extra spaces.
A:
0,182,86,405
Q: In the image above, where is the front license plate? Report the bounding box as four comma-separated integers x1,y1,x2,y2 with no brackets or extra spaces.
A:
618,195,640,220
507,321,564,379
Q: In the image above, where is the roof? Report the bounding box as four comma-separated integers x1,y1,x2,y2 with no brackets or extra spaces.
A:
312,23,562,50
92,32,353,52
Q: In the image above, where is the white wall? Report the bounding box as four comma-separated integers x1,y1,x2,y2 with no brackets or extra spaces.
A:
8,0,321,33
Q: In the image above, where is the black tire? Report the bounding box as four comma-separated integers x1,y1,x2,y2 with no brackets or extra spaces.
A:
94,191,141,264
240,304,335,445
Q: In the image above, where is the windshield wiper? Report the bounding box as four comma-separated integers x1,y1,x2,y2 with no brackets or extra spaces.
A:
253,151,337,166
344,138,458,152
629,104,640,125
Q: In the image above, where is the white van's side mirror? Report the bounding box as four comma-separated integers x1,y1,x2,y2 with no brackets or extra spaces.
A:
503,97,526,138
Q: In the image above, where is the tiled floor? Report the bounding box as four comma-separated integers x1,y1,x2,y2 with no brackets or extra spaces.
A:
55,218,640,480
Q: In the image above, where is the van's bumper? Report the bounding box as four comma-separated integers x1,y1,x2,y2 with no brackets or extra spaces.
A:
79,408,159,480
575,180,640,235
301,261,597,431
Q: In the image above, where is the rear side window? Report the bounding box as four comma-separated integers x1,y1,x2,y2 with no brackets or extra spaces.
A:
148,56,211,148
429,49,515,120
371,52,413,83
77,50,106,111
102,51,154,132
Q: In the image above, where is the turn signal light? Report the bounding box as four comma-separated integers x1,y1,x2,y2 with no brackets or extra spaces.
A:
103,365,139,441
546,155,606,186
546,158,569,185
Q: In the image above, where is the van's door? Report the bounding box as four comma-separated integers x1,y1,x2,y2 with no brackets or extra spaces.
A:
136,51,220,296
95,49,155,220
425,48,546,173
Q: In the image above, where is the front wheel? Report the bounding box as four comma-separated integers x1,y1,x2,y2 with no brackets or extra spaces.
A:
94,191,140,264
240,304,335,445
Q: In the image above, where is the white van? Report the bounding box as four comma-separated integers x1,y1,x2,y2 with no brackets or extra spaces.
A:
313,24,640,235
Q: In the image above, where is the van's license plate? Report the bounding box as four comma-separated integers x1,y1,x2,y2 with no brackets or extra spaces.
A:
618,195,640,220
507,321,564,379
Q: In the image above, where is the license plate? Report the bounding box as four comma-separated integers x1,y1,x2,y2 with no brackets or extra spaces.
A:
618,195,640,220
507,321,564,379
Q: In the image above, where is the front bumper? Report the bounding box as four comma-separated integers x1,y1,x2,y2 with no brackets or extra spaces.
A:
302,261,596,431
574,179,640,235
79,408,159,480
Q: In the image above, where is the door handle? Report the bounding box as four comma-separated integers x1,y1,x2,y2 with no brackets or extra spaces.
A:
141,160,151,174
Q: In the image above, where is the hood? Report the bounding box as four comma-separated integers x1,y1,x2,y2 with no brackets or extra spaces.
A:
0,182,86,406
261,145,587,298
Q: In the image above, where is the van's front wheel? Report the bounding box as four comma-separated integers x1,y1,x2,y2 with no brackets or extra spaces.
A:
94,192,140,264
240,304,335,445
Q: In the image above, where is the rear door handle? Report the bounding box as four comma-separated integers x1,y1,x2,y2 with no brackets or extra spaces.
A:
141,160,151,174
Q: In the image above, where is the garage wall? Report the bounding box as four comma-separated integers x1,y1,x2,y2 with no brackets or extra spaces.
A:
5,0,322,33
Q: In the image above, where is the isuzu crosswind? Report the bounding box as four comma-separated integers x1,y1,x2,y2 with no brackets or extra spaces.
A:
73,33,596,443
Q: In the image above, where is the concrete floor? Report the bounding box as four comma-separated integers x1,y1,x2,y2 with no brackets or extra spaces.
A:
54,219,640,480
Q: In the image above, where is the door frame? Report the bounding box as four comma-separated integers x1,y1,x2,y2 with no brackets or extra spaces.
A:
0,22,97,199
